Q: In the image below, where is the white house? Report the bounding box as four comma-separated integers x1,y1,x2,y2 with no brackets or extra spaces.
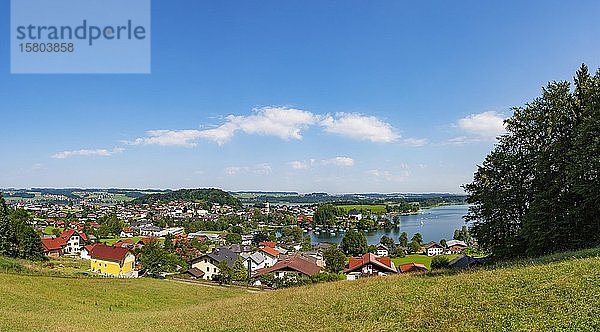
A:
189,247,238,280
348,209,362,221
240,252,266,271
425,242,445,256
80,245,94,260
376,244,389,257
260,247,280,268
139,225,161,237
58,229,87,256
157,227,184,237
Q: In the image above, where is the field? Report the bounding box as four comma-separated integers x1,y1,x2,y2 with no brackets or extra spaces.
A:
336,204,387,214
42,226,64,235
2,248,600,331
0,256,89,276
100,236,143,245
391,254,458,269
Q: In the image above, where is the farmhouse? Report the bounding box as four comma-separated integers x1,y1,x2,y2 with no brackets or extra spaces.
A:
41,238,64,257
40,228,88,257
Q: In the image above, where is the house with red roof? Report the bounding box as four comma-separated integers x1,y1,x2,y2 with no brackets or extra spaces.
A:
89,243,136,277
57,228,88,256
40,228,88,257
260,246,280,268
343,253,398,280
258,241,276,248
41,238,64,257
398,262,428,273
253,255,322,283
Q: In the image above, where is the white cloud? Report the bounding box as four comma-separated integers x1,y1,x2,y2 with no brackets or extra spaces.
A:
366,168,410,182
457,111,506,140
224,166,247,176
320,113,399,143
224,163,272,176
253,163,272,175
199,106,318,145
232,107,318,139
127,107,403,147
402,137,428,147
321,156,355,167
288,160,309,170
128,107,319,146
126,130,203,147
52,147,124,159
197,122,238,146
288,156,355,169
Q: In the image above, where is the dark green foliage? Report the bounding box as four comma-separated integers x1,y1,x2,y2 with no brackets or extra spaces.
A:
340,230,367,256
280,226,304,243
0,195,9,217
132,188,241,208
385,202,419,213
378,235,402,258
230,258,248,283
399,232,408,247
258,271,344,289
0,220,44,260
465,64,600,259
216,261,232,284
225,232,242,244
408,241,421,254
163,233,175,252
313,204,344,226
323,246,346,273
137,239,184,274
380,235,395,249
453,226,471,242
96,214,124,238
431,255,451,269
411,233,422,245
0,196,44,261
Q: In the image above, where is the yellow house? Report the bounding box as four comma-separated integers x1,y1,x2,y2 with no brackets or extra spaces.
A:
89,243,136,277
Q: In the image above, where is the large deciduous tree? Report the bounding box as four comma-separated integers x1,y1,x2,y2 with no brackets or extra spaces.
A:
323,246,346,273
0,195,44,261
465,64,600,259
340,229,367,256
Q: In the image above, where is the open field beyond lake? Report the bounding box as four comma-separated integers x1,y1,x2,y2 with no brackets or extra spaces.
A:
2,249,600,331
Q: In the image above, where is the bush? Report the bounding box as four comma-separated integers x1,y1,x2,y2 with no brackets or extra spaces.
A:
431,255,450,269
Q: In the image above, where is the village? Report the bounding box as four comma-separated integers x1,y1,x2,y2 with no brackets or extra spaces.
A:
5,197,481,287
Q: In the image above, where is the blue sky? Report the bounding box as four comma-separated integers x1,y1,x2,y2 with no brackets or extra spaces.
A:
1,1,599,193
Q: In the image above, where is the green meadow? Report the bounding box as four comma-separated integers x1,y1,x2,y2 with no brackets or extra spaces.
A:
2,248,600,331
336,204,388,214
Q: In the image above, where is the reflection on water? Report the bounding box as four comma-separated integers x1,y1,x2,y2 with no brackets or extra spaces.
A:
309,204,471,245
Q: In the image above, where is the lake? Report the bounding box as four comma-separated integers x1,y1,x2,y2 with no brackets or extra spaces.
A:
308,204,471,245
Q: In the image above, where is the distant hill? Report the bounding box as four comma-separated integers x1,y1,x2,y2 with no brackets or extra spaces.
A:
131,188,241,207
1,247,599,330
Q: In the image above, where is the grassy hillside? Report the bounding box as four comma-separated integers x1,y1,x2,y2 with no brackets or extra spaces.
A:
2,249,600,331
